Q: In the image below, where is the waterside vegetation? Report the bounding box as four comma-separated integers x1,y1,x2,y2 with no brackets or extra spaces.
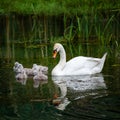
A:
0,0,119,44
0,0,120,61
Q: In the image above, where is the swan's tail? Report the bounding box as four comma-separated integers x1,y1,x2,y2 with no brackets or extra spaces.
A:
100,52,107,72
102,52,107,62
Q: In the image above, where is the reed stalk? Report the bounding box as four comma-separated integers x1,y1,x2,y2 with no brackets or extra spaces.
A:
101,15,114,45
64,17,75,42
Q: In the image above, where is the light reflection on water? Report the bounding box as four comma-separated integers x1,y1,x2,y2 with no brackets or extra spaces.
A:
0,44,120,120
52,74,107,110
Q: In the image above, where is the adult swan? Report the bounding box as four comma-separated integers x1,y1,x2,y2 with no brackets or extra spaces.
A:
52,43,107,76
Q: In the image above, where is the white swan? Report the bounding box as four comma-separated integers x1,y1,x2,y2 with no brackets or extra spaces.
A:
52,43,107,76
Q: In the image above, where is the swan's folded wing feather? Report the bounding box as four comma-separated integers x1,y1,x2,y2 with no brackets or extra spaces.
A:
63,57,89,72
83,57,103,72
86,57,101,62
66,56,84,65
63,57,101,73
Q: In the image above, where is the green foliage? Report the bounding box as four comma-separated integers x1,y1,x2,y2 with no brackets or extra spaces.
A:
0,0,120,15
0,0,119,49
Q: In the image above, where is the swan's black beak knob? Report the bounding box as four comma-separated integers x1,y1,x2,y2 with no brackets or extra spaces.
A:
53,50,57,58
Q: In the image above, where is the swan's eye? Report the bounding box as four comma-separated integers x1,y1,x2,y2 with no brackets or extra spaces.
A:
53,49,57,53
53,49,58,58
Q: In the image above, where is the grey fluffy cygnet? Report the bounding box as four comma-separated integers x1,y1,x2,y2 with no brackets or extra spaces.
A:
32,64,48,75
15,69,27,81
13,62,34,76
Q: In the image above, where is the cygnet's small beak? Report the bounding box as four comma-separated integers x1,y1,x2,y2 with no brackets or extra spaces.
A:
53,50,57,58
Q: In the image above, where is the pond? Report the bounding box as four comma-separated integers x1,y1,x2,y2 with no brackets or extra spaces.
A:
0,43,120,120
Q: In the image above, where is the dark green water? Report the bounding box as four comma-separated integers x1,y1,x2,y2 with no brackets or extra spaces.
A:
0,43,120,120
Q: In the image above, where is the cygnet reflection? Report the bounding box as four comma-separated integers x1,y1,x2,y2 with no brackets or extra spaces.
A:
16,76,27,85
33,79,48,88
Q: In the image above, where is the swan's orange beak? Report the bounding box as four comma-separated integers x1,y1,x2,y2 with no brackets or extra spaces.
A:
53,50,57,58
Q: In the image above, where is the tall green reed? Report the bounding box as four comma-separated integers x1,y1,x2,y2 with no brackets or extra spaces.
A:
95,15,115,46
64,23,76,42
76,15,89,41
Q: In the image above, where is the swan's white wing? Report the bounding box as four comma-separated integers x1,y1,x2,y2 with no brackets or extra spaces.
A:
84,57,101,68
63,56,101,74
64,57,85,70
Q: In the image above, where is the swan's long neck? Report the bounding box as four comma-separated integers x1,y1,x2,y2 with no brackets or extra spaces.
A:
58,45,66,69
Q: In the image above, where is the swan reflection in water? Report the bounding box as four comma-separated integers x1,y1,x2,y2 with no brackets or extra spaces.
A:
52,74,107,110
